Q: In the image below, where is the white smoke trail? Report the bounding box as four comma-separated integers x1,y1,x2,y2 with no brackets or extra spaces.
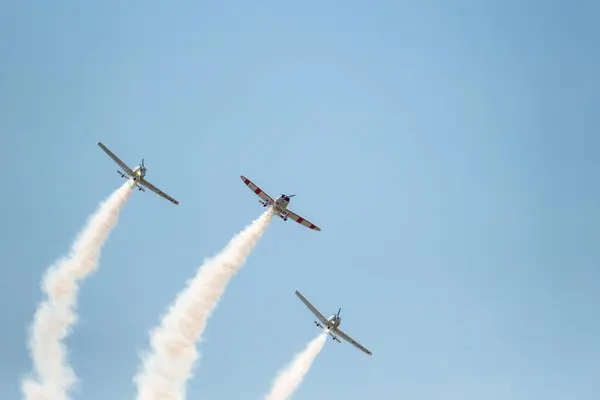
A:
264,332,328,400
21,181,133,400
135,208,275,400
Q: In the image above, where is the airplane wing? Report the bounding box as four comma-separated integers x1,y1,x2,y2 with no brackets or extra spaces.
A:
139,178,179,205
285,209,321,231
240,175,274,204
334,328,372,356
97,141,134,176
294,289,328,325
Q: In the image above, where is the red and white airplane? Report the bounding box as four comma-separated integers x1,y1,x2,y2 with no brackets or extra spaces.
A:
240,175,321,231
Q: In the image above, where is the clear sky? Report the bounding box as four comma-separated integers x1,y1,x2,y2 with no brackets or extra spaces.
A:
2,1,599,399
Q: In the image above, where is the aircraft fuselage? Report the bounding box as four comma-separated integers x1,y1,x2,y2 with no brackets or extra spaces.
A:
326,314,342,329
315,313,343,342
260,194,294,221
274,195,291,209
130,166,146,180
117,165,146,191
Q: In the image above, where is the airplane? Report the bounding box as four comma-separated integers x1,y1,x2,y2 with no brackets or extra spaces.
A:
294,289,372,356
240,175,321,231
97,141,179,205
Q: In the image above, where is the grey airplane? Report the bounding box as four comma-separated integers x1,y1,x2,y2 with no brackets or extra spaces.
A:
295,289,372,356
97,141,179,205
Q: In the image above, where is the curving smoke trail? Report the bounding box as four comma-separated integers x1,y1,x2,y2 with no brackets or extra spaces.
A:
135,208,275,400
21,181,133,400
264,332,328,400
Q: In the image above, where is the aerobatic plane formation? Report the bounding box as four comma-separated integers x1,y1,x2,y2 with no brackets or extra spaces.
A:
96,141,371,357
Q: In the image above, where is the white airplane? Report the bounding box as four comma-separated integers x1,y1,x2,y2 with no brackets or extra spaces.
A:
295,289,372,356
97,141,179,205
240,175,321,231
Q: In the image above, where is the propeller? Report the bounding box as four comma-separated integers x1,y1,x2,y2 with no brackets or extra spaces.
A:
288,194,296,198
337,308,342,317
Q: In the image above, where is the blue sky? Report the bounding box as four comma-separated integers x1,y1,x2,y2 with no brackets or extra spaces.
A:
2,0,599,399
